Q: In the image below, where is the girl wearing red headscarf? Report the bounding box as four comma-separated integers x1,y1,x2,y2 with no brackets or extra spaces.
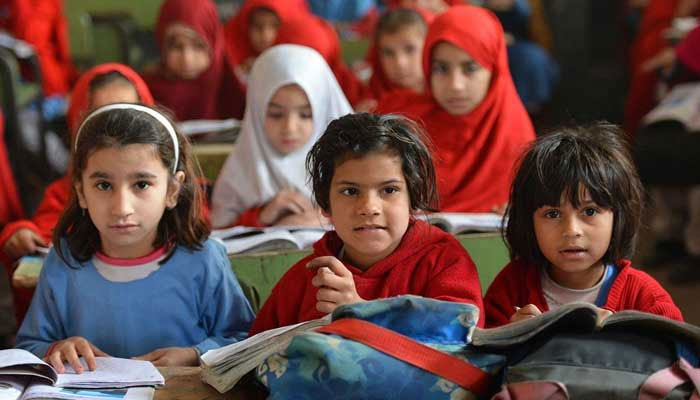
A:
376,5,535,213
143,0,245,121
0,112,23,226
0,63,154,325
224,0,310,84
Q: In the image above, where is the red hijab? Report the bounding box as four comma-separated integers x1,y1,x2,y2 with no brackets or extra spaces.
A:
144,0,245,121
677,26,700,75
68,63,154,135
377,5,534,213
224,0,310,69
274,14,368,106
366,7,434,99
0,112,23,223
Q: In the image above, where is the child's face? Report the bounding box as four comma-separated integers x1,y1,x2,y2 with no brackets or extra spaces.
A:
533,188,614,290
75,144,183,259
323,151,411,270
163,24,212,80
378,26,425,92
264,84,313,155
249,8,280,54
430,41,492,115
89,81,138,110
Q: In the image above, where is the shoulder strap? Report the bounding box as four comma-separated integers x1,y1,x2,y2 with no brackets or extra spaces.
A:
316,318,493,397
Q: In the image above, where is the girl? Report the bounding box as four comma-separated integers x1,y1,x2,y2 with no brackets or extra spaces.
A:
366,7,432,100
16,104,254,371
211,44,352,228
249,112,484,335
224,0,310,84
483,123,683,328
1,63,153,325
143,0,245,121
376,5,535,213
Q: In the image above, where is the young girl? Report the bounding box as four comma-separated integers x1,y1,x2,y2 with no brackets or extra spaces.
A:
16,104,254,372
143,0,245,121
0,63,154,325
376,5,535,213
224,0,310,84
249,112,485,335
483,123,683,328
211,44,353,228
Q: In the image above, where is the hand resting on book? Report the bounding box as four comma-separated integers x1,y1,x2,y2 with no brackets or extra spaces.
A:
132,346,198,367
46,336,110,374
510,303,613,325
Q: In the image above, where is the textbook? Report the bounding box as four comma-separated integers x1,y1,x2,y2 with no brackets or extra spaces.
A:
643,82,700,132
200,316,331,393
176,119,240,142
210,225,328,254
470,301,700,348
425,212,505,234
0,349,163,399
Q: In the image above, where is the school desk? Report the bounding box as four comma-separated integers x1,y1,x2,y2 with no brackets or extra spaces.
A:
192,142,235,182
156,367,266,400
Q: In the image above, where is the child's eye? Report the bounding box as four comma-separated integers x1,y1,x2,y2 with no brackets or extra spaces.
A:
300,111,313,119
383,186,399,195
340,188,358,196
135,181,150,190
266,112,284,119
96,181,111,191
462,61,480,74
582,207,598,217
404,44,416,54
543,209,560,219
431,62,448,74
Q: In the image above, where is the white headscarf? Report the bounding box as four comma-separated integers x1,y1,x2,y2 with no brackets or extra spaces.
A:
211,44,353,227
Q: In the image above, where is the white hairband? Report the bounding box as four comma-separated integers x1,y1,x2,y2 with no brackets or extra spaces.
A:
74,103,180,173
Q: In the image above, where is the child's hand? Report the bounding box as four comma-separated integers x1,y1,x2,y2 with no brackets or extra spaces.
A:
510,304,541,323
132,346,198,367
259,189,313,225
45,336,109,374
276,207,329,227
595,307,613,325
3,228,47,259
307,256,365,314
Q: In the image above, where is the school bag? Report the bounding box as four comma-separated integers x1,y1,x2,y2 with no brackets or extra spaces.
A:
256,295,506,400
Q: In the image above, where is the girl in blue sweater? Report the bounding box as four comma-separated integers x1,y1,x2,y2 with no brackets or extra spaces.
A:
16,104,254,372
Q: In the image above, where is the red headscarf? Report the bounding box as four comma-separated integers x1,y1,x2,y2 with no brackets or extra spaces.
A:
144,0,245,121
274,14,368,106
0,112,23,223
365,7,434,99
67,63,154,135
677,26,700,75
377,5,535,213
224,0,310,69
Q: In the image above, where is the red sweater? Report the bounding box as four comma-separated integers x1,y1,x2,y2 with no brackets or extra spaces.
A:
483,258,684,328
249,220,485,335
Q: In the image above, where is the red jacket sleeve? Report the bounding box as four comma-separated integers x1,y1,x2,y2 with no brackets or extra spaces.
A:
234,206,264,227
605,265,684,322
483,262,521,328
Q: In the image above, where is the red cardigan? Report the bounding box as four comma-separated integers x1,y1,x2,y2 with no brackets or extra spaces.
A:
483,258,684,328
249,220,485,335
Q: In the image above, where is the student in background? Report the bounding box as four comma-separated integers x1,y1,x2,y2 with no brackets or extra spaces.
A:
16,104,254,371
483,123,683,328
0,63,154,326
0,112,23,227
143,0,245,121
377,5,535,213
273,14,368,108
249,113,485,335
224,0,310,84
211,45,352,228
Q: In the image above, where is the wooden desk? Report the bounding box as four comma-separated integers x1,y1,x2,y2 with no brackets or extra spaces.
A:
157,367,266,400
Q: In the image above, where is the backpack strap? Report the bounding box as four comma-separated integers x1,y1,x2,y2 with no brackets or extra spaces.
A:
639,358,700,400
316,318,494,397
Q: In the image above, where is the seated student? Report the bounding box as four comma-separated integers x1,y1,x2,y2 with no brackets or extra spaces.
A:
16,104,254,371
0,63,154,326
224,0,310,84
211,45,352,228
376,5,535,213
143,0,245,121
0,112,23,227
249,113,485,335
483,123,683,328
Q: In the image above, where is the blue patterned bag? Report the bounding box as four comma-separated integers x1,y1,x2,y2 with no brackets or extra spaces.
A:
256,296,505,400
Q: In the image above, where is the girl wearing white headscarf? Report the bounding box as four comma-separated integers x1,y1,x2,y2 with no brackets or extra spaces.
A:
211,44,353,228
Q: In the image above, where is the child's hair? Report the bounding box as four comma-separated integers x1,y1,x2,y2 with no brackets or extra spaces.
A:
54,104,209,265
375,8,427,40
88,71,133,94
306,112,437,213
505,122,643,267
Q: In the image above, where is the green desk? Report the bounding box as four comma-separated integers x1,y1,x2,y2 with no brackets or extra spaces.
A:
192,143,234,182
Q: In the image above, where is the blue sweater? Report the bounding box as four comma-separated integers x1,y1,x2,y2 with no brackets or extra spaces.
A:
16,239,254,358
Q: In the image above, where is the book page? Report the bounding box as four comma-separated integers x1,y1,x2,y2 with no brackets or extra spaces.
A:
221,231,300,254
426,213,505,233
176,119,240,136
643,82,700,131
22,384,154,400
0,376,29,400
290,230,325,250
0,349,56,385
12,257,44,289
55,358,163,389
601,310,700,342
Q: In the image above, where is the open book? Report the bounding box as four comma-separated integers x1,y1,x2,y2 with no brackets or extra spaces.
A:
210,225,328,254
176,119,240,142
0,349,163,400
643,82,700,132
425,212,505,234
200,316,331,393
470,301,700,349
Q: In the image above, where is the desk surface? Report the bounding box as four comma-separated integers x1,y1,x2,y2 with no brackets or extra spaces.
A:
157,367,266,400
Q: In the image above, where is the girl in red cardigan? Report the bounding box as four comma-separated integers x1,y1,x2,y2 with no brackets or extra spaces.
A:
483,123,683,328
249,113,485,335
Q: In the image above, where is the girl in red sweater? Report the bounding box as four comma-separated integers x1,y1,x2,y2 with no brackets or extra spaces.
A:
483,123,683,328
249,113,485,335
